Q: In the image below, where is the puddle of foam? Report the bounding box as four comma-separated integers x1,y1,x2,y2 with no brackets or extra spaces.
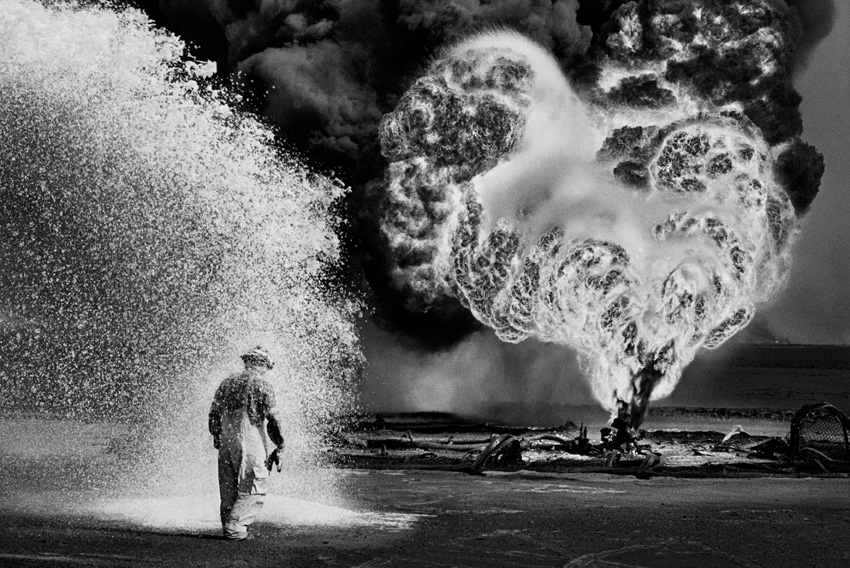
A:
95,494,423,532
0,492,423,533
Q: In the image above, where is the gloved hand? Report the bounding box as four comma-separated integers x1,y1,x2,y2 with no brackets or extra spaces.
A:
265,447,282,472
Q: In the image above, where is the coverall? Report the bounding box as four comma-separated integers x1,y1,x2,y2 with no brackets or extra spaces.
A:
208,369,284,540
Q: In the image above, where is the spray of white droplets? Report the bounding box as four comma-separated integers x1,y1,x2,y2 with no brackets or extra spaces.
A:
0,0,361,496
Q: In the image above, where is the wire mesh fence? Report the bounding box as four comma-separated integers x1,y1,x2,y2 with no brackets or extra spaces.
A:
790,403,850,462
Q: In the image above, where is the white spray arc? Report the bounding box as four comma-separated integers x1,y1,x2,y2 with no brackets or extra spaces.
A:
378,31,799,426
1,0,360,498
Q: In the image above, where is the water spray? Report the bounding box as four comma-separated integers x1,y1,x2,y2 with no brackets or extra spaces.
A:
1,0,361,499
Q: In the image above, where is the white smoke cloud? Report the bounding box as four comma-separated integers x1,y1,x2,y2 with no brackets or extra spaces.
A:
359,321,592,425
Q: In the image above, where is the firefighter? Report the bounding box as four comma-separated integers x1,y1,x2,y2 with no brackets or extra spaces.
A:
208,347,285,540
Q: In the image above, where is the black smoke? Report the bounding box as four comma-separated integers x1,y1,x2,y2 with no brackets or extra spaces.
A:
130,0,830,345
136,0,592,180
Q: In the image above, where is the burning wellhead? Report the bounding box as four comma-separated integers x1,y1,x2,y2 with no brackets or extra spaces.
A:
376,1,823,426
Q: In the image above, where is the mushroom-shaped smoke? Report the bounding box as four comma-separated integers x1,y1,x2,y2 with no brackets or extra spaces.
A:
377,15,805,427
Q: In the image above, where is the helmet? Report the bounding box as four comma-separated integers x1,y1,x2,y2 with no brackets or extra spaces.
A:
241,346,274,370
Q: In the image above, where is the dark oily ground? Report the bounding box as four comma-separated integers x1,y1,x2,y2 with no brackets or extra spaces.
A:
2,416,850,567
2,470,849,567
336,407,850,476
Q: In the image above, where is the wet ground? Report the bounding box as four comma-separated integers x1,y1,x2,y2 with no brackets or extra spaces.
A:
2,469,850,567
2,415,850,567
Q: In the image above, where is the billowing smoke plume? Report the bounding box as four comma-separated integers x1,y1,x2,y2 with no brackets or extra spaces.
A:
99,0,829,422
136,0,827,310
136,0,829,186
139,0,593,177
582,0,825,212
376,0,821,425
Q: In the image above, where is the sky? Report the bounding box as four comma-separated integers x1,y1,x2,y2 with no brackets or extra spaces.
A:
759,1,850,344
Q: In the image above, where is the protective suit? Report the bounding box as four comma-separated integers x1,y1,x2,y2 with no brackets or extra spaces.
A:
208,349,284,540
